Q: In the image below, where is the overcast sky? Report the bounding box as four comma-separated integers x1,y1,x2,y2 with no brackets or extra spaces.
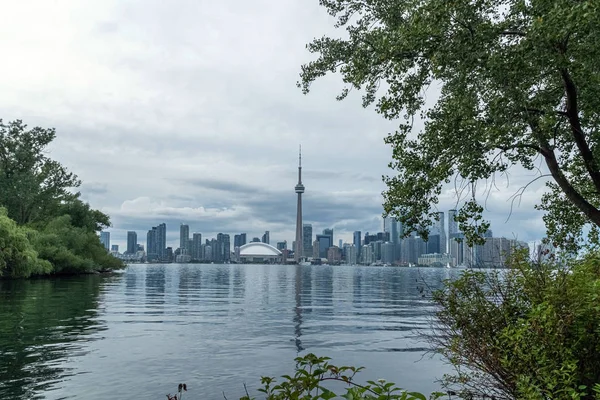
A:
0,0,549,249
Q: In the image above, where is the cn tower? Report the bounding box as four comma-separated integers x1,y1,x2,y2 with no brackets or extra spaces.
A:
294,145,305,263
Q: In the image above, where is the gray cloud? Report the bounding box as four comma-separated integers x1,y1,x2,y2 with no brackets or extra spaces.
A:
0,0,550,250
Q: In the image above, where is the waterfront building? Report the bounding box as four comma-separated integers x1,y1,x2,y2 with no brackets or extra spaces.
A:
344,244,358,265
146,228,157,261
327,246,341,263
312,239,320,259
262,231,270,244
100,231,110,251
322,228,333,246
234,233,247,248
381,242,395,264
192,233,202,260
239,242,283,263
418,253,455,267
180,224,190,254
353,231,361,257
361,245,374,265
126,231,137,255
316,234,331,258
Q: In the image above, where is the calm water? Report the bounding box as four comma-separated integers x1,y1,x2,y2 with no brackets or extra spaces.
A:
0,264,462,399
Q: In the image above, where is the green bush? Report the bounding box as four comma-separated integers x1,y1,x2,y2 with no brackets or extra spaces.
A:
30,215,123,274
0,208,51,278
431,250,600,399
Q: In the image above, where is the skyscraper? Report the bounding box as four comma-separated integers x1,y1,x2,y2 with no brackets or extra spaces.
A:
146,227,157,260
126,231,137,255
294,145,305,262
437,211,447,253
192,233,202,260
180,224,190,254
322,228,333,246
262,231,270,244
448,209,458,235
100,231,110,251
353,231,362,256
156,223,167,260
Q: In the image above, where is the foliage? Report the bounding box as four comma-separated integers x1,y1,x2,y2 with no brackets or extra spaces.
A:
239,353,446,400
429,249,600,399
0,118,124,277
0,119,80,225
29,215,123,274
299,0,600,249
0,208,52,278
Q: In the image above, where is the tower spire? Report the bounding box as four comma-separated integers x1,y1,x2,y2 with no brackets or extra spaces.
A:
299,144,302,168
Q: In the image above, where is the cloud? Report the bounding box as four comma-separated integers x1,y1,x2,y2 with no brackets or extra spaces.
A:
0,0,550,250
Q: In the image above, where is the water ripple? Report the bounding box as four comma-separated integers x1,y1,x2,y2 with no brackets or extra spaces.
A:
0,264,461,399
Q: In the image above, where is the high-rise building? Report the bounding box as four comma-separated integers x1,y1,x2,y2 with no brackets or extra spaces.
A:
345,244,358,264
390,218,398,245
294,146,305,262
180,224,190,254
353,231,362,256
316,234,332,258
126,231,137,255
100,231,110,251
302,224,313,258
192,233,202,260
234,233,247,248
216,233,231,262
436,211,446,253
146,228,157,260
448,210,458,236
111,244,119,252
157,223,167,260
313,235,333,258
276,241,287,250
338,239,343,249
262,231,270,244
322,228,333,246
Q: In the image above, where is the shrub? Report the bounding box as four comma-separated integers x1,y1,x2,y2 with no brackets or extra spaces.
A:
430,250,600,399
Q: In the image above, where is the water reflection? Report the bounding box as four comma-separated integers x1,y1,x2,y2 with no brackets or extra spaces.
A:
0,277,107,400
0,264,462,400
294,265,305,352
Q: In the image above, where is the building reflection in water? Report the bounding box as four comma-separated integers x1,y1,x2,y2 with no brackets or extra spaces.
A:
178,265,202,305
293,265,313,353
145,265,166,312
232,266,245,299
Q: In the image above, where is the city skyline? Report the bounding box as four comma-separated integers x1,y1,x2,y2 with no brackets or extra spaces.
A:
0,1,550,251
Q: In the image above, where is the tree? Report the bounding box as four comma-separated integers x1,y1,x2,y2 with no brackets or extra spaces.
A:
429,251,600,399
299,0,600,249
0,119,80,225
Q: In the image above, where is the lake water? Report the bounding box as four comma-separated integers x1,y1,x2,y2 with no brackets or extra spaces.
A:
0,264,462,399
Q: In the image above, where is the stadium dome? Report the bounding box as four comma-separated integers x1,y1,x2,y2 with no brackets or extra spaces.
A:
238,242,282,263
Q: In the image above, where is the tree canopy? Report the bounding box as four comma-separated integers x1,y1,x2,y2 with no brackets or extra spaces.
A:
0,119,123,278
0,119,80,225
299,0,600,249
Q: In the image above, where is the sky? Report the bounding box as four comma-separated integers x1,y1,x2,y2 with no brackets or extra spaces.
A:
0,0,549,250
